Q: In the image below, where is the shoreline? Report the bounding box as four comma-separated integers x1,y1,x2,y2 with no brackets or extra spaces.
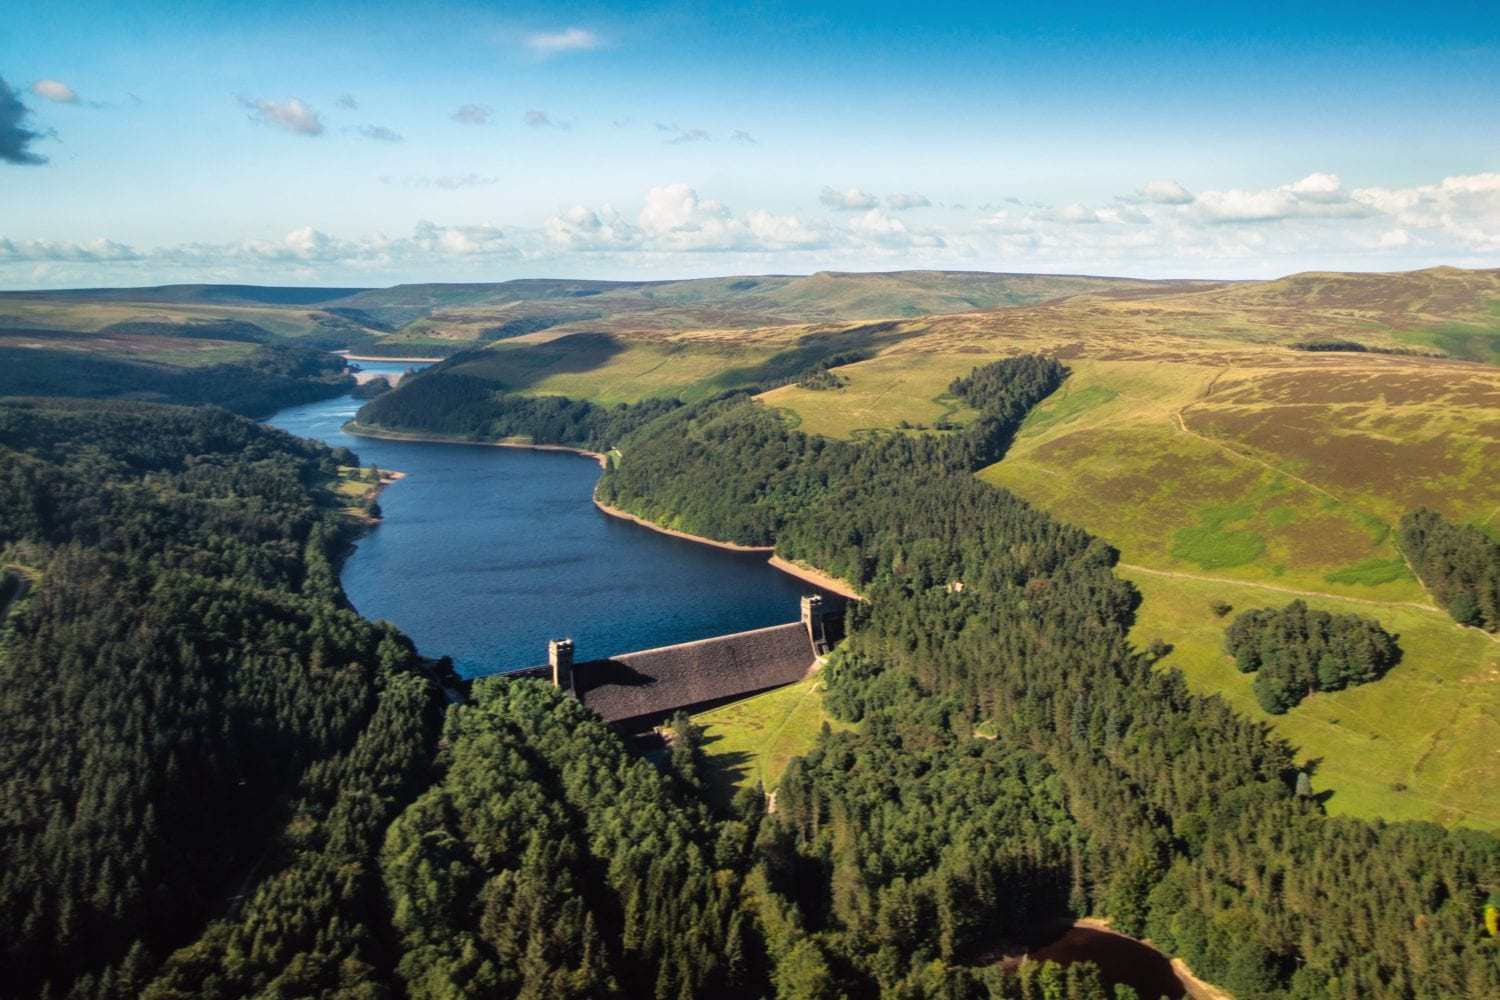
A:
767,555,864,601
343,422,609,468
349,419,864,597
592,498,776,553
594,498,866,599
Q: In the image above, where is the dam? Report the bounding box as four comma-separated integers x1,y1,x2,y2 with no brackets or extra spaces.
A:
517,595,844,731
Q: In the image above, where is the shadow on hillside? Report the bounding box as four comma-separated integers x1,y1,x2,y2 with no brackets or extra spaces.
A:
701,320,917,393
441,332,629,390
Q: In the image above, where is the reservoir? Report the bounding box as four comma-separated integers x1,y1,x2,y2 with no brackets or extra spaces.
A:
268,362,825,677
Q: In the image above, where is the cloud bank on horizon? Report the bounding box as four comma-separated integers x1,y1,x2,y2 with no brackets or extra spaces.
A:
6,171,1498,288
3,1,1498,287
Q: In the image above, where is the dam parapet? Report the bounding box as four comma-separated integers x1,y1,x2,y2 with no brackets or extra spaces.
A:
513,593,845,731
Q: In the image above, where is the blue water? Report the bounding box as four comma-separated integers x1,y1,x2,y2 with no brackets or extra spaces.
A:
267,362,822,677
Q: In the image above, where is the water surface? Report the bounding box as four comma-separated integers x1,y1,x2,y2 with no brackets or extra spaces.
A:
269,365,822,676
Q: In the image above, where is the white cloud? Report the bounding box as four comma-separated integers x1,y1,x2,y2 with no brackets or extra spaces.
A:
11,170,1500,286
1139,179,1194,205
820,186,880,211
848,209,945,249
1352,172,1500,250
237,96,324,136
885,192,932,211
451,104,493,125
525,27,602,57
335,94,359,111
31,79,78,104
1288,172,1344,202
1051,203,1148,225
545,204,640,250
729,129,758,145
1190,173,1374,224
0,237,142,262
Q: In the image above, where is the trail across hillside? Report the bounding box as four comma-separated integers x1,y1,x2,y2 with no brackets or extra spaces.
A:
1118,562,1500,646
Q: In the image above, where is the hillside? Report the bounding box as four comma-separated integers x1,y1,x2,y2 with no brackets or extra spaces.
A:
352,264,1500,829
0,270,1173,359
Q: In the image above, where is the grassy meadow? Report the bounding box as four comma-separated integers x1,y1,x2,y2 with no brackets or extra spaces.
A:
761,350,990,437
1125,568,1500,830
691,675,851,807
760,314,1500,826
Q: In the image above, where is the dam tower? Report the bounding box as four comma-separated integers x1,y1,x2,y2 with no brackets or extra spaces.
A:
549,638,575,695
801,594,828,655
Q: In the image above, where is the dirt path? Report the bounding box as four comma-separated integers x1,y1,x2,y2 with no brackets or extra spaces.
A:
1119,563,1500,647
1118,562,1439,612
1173,406,1343,505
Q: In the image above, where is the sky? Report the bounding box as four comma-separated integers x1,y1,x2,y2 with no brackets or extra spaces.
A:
2,1,1498,289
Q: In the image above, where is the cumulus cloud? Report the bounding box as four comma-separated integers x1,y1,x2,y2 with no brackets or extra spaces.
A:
1288,172,1344,203
525,109,568,130
0,236,142,261
0,221,518,274
884,192,931,211
1052,203,1148,225
525,27,602,57
31,79,78,104
335,94,359,110
1352,172,1500,251
358,124,404,143
238,95,324,136
1139,179,1194,205
729,129,757,145
13,170,1500,286
1,76,49,165
820,186,880,211
545,204,640,251
545,184,944,257
847,209,945,249
451,104,493,125
1193,173,1369,224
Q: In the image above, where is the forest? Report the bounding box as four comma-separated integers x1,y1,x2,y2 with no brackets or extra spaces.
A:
1398,508,1500,631
354,360,681,451
357,354,1497,996
0,342,354,417
1223,600,1402,713
2,354,1497,999
0,399,445,999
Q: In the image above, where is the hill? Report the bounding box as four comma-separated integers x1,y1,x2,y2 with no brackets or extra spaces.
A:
0,270,1173,359
352,264,1500,829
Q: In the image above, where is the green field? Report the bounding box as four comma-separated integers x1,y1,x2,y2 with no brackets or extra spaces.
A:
761,350,991,437
691,675,851,807
1125,567,1500,830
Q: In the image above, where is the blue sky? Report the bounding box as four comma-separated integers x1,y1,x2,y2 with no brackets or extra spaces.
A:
3,1,1498,288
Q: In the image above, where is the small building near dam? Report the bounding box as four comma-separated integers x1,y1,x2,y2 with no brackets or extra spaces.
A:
524,594,842,731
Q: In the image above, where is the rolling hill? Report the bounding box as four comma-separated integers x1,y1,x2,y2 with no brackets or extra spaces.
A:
340,264,1500,829
5,264,1499,826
